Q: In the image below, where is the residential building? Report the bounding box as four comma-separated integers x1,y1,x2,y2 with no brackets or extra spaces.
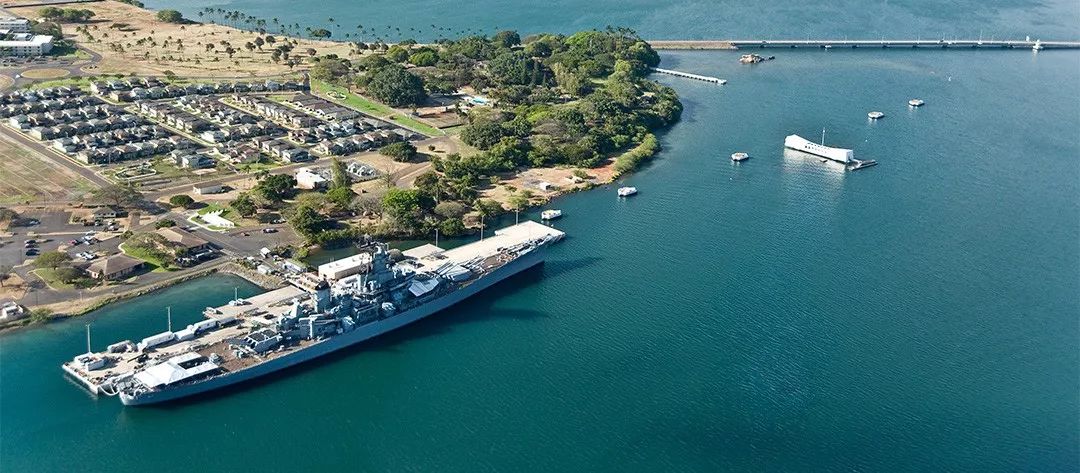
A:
86,254,145,280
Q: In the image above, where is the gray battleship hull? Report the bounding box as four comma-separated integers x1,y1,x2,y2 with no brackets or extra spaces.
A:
120,247,547,406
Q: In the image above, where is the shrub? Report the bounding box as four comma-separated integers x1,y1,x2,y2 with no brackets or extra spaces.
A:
379,142,417,162
168,194,195,208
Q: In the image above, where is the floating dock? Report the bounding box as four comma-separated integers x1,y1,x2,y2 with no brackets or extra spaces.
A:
651,68,727,85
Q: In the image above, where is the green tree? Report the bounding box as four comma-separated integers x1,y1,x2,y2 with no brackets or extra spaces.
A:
382,188,422,227
329,157,351,189
310,56,351,83
254,174,297,201
154,219,177,229
434,201,466,219
230,193,257,217
29,308,54,325
92,184,142,209
385,45,409,62
487,51,533,85
156,9,184,23
438,217,466,236
168,194,195,208
33,251,72,270
493,30,521,48
366,65,426,107
54,266,84,284
379,141,417,162
460,119,507,150
408,50,437,67
326,186,355,212
287,204,325,238
309,28,332,38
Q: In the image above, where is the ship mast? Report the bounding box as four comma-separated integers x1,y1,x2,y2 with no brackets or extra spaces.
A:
85,323,91,354
167,306,172,332
821,128,826,145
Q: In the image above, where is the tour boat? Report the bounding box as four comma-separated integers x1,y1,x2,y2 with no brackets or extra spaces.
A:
617,187,638,197
730,152,750,162
868,111,885,119
541,209,562,220
908,99,924,107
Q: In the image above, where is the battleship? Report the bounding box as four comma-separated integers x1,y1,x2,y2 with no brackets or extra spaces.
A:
62,221,564,406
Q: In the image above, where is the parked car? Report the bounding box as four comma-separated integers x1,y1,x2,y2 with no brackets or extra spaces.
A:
25,248,38,256
262,228,277,234
69,239,80,246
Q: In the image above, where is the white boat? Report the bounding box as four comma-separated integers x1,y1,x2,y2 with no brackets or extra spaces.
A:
730,152,750,162
617,186,637,197
868,111,885,119
908,99,924,107
541,209,562,220
784,132,854,163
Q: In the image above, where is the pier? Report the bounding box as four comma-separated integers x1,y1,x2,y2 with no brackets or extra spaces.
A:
649,39,1080,50
651,67,727,85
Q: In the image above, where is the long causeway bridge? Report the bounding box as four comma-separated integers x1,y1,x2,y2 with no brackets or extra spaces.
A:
649,39,1080,50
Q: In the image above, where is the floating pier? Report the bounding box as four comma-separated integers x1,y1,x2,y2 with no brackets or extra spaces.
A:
651,68,727,85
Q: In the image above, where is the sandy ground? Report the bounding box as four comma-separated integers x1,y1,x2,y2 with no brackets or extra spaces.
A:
9,2,356,78
19,68,70,79
482,159,618,208
0,132,97,204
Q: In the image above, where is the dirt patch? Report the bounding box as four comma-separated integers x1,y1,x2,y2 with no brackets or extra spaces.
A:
0,75,13,90
0,132,98,204
9,2,357,78
20,68,70,80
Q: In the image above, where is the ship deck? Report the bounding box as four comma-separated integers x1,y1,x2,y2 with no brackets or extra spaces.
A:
62,286,305,393
410,221,565,273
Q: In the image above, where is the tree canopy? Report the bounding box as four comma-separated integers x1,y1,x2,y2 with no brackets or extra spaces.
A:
366,65,426,107
156,9,184,23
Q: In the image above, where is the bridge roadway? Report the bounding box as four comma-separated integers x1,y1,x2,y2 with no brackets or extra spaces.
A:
649,39,1080,50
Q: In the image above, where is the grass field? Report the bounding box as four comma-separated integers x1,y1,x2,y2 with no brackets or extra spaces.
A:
118,242,173,273
0,134,98,204
31,268,97,290
312,80,444,136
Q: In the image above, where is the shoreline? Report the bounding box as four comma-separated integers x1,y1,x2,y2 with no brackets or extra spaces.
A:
0,260,283,334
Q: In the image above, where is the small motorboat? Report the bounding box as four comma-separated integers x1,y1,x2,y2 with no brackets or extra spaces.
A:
868,111,885,120
730,152,750,162
541,209,562,220
617,186,638,197
908,99,925,107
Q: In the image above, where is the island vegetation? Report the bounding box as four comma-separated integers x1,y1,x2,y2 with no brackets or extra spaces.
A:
279,27,680,244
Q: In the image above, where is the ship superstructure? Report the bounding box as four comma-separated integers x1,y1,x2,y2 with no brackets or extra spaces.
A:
62,221,564,405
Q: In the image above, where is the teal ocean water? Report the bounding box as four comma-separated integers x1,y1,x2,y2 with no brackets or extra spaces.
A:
4,2,1080,472
145,0,1080,41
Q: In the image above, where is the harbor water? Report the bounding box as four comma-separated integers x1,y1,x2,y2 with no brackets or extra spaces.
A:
3,5,1080,473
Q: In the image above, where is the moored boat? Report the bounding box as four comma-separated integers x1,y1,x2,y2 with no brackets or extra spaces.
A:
730,152,750,162
908,99,924,107
617,186,637,197
541,209,562,220
868,111,885,119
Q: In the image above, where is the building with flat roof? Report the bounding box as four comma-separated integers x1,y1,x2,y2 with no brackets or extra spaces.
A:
0,33,53,56
0,17,31,34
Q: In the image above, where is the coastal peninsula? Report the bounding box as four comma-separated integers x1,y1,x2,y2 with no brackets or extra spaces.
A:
0,1,680,328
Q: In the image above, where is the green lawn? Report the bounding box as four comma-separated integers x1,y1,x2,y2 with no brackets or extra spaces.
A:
31,268,97,290
25,76,94,91
118,243,173,272
311,80,444,137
